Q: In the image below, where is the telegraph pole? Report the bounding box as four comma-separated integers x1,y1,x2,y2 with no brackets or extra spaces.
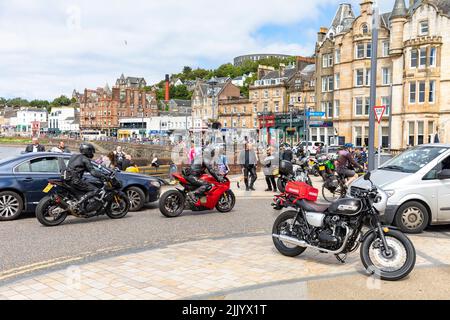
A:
368,2,379,171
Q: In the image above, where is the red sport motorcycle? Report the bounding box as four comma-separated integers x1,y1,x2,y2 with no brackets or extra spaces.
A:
159,172,236,218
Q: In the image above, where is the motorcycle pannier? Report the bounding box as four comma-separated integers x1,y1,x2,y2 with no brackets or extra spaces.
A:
279,160,294,175
285,181,319,202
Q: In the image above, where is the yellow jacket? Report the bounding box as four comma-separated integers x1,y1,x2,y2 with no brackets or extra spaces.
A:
125,166,140,173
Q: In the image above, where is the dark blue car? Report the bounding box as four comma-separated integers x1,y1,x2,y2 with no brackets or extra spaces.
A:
0,152,163,221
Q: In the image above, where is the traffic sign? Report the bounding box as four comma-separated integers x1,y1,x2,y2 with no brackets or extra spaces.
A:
374,106,386,124
307,112,326,117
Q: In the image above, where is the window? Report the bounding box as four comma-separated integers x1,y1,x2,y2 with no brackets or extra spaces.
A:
275,102,280,112
322,76,333,92
365,69,371,86
428,121,435,143
15,157,60,173
429,80,436,103
382,41,390,57
382,127,389,148
264,90,269,98
362,24,369,34
419,81,426,103
322,55,328,68
408,122,415,146
409,82,416,104
335,49,341,64
382,68,391,85
328,76,334,91
429,47,437,66
355,127,362,146
322,53,333,68
419,47,427,67
322,77,327,92
366,43,372,58
355,97,363,115
418,121,424,145
334,100,340,118
328,54,333,67
253,104,257,112
356,69,364,86
381,97,391,116
411,49,418,68
356,44,365,59
419,20,429,35
327,102,333,118
335,73,340,90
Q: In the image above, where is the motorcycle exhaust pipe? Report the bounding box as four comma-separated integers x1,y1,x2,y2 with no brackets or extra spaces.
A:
272,225,351,255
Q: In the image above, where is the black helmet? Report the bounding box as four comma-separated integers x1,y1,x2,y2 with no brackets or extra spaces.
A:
79,143,96,159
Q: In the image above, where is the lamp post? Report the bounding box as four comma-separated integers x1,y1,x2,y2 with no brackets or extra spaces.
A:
139,106,145,141
368,1,379,171
208,77,219,123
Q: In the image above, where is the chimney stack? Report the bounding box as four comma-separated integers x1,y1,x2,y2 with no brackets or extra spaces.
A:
165,74,170,102
318,27,328,42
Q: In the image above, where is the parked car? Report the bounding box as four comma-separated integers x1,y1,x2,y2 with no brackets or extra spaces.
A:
298,141,325,156
349,144,450,233
0,152,164,221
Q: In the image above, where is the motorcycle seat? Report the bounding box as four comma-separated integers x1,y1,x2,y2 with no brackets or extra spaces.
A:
299,200,330,213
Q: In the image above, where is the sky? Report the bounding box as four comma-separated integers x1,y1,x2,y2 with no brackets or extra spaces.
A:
0,0,394,100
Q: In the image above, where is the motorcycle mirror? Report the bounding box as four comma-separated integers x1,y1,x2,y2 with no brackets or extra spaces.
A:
364,172,371,181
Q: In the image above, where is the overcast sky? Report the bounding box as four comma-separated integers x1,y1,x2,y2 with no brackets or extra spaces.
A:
0,0,394,100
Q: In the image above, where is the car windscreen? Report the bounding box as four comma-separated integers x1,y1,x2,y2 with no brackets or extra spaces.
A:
380,146,448,173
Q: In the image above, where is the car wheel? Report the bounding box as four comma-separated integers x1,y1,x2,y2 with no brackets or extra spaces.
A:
395,201,429,234
126,187,146,212
0,191,24,221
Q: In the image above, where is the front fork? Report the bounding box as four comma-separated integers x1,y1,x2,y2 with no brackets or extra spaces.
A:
375,219,393,257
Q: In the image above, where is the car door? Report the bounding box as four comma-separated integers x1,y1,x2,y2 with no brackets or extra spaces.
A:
14,156,62,208
423,155,450,223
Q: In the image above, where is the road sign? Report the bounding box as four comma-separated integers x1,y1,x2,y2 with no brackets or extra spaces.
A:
307,112,326,117
374,106,386,124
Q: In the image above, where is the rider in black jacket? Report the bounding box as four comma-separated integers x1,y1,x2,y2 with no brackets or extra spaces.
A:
64,143,108,207
185,145,223,203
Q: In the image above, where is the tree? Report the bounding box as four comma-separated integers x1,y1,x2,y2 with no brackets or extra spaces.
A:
7,97,29,107
0,97,7,106
51,95,72,107
29,99,50,109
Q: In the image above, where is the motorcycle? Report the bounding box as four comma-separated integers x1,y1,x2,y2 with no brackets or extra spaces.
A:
159,172,236,218
272,172,416,281
277,159,312,193
36,170,130,227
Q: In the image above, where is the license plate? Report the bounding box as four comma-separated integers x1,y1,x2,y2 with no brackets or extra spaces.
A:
319,166,326,171
43,184,54,193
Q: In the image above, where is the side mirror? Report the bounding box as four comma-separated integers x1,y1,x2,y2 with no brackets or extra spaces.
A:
438,169,450,180
364,172,371,181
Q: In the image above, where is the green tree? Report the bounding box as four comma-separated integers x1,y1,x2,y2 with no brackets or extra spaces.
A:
0,97,7,106
29,99,50,109
7,97,29,107
51,95,72,107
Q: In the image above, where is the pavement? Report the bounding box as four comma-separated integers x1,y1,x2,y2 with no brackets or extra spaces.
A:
1,174,450,300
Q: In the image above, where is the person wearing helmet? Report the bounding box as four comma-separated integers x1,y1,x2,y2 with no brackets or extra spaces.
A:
336,143,363,186
63,143,109,208
185,144,223,203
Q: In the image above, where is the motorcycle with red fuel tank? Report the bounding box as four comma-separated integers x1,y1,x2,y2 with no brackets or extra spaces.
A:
159,172,236,218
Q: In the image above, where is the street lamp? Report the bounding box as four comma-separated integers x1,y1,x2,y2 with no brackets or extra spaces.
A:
139,105,145,141
207,77,219,123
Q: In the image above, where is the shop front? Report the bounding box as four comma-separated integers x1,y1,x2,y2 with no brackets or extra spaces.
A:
257,113,276,147
275,113,306,145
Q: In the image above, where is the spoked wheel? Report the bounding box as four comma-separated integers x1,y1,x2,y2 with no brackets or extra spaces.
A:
272,210,307,257
0,191,24,221
322,183,346,203
36,196,68,227
361,229,416,281
159,190,185,218
107,193,130,219
216,190,236,213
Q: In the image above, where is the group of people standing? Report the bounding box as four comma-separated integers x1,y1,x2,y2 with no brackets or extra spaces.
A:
95,146,140,173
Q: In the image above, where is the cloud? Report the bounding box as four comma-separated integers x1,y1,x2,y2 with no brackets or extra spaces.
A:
0,0,396,100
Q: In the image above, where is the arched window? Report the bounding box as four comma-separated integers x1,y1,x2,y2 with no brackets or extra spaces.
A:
362,23,369,34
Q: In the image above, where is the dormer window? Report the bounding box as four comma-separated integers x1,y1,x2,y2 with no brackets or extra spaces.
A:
419,20,429,36
362,23,369,35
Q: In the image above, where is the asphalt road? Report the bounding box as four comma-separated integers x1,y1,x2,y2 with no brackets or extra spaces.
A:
0,198,277,274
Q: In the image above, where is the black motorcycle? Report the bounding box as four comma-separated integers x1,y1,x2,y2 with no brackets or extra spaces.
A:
36,170,130,227
272,172,416,281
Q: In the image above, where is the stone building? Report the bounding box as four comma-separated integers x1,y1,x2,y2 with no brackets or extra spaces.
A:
314,0,450,148
218,98,255,129
191,80,241,130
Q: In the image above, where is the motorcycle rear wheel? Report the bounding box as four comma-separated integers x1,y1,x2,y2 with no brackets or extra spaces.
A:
106,193,130,219
159,190,185,218
36,196,68,227
360,229,416,281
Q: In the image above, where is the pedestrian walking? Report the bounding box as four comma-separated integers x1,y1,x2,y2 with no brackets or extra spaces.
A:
217,146,229,176
239,143,258,191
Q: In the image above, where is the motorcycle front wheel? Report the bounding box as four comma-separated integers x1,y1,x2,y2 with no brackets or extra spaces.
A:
107,192,130,219
360,229,416,281
216,190,236,213
159,190,185,218
36,196,68,227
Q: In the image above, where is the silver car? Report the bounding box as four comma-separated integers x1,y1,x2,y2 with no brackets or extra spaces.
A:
350,144,450,233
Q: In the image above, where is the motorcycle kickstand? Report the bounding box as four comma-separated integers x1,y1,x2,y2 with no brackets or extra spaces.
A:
335,254,347,264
